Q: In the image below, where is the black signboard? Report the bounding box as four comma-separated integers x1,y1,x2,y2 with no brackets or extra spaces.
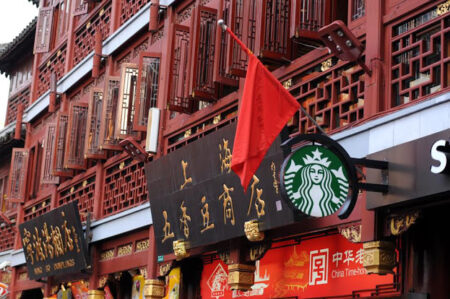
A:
145,123,296,256
19,201,88,280
366,129,450,209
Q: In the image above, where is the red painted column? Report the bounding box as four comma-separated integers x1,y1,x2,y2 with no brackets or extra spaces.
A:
110,0,121,33
14,104,24,140
147,226,157,278
65,0,78,73
92,161,104,220
363,0,385,117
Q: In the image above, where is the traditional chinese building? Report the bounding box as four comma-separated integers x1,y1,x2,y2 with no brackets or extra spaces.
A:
0,0,449,298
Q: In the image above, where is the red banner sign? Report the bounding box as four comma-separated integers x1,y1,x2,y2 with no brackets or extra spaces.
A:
201,234,395,298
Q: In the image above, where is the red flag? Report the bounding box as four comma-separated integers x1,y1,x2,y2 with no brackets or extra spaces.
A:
231,53,300,191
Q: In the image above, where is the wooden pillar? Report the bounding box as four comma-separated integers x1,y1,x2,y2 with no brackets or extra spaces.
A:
92,161,104,220
65,0,78,73
147,226,157,278
29,52,41,103
363,0,385,116
14,104,24,140
89,244,100,291
110,0,121,34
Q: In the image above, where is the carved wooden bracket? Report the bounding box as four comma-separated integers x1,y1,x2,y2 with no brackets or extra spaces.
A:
158,261,174,278
338,224,361,243
247,240,272,262
388,210,420,236
173,240,190,261
144,279,165,299
244,220,264,242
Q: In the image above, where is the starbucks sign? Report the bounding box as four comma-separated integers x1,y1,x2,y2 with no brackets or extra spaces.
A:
280,134,358,219
282,145,349,217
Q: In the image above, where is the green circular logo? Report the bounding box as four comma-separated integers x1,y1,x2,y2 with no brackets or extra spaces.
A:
281,145,349,217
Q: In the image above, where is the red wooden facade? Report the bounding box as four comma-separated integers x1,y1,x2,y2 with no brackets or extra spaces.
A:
0,0,449,297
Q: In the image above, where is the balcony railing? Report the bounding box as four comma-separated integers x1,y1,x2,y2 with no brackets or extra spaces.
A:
0,214,16,252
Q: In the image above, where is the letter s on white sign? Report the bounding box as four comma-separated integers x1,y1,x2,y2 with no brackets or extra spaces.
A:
430,140,448,174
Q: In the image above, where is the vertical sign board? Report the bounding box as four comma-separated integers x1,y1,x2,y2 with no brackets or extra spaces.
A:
145,123,297,256
201,234,396,298
19,201,88,280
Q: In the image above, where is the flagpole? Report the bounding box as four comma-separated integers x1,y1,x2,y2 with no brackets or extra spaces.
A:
217,19,327,136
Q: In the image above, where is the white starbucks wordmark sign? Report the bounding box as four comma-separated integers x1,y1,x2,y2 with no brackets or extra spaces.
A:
282,145,349,217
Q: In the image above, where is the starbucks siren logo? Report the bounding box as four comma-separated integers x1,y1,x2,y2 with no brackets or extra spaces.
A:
282,145,349,217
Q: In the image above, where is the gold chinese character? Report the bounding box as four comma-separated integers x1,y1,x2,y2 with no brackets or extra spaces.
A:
179,201,191,239
200,196,214,233
219,139,232,174
162,211,175,244
72,226,81,253
51,225,65,257
247,175,266,218
63,220,74,252
271,162,279,194
22,228,35,265
32,227,46,262
255,188,265,218
41,223,54,259
218,184,235,225
180,160,193,190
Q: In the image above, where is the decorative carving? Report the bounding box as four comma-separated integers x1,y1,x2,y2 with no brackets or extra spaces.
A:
158,262,173,277
321,58,333,71
437,0,450,15
18,272,28,280
133,39,149,59
173,240,190,261
389,210,420,236
136,239,150,252
282,79,292,89
87,290,104,299
227,264,256,291
363,241,396,275
100,249,114,261
117,244,133,257
151,27,164,45
339,224,361,243
144,279,165,298
176,4,194,24
244,220,264,242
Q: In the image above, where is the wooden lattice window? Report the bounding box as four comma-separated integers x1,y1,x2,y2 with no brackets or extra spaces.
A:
53,113,73,177
260,0,291,61
0,176,9,212
100,77,122,150
65,102,88,170
28,143,43,198
34,2,54,53
351,0,365,20
41,124,60,184
85,89,107,159
191,6,218,101
168,25,193,113
6,148,30,203
73,0,88,16
54,0,72,44
214,0,238,87
390,5,449,107
227,0,257,77
295,0,332,37
116,64,139,139
134,53,161,132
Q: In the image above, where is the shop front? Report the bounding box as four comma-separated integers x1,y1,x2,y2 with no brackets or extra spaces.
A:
366,128,450,298
145,123,401,298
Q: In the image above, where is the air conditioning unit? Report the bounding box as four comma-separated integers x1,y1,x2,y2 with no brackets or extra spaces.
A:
145,107,160,154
